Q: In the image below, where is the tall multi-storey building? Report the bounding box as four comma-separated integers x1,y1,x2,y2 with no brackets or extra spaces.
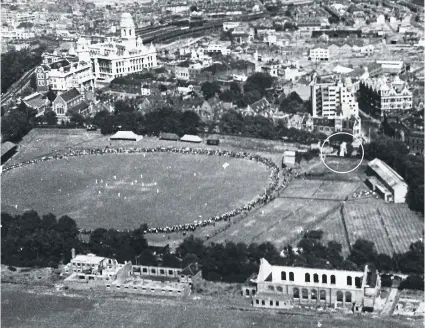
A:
308,48,329,61
76,13,157,82
358,76,413,120
242,259,381,312
310,77,359,119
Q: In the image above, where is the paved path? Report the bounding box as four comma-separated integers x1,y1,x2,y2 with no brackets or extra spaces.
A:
381,288,399,317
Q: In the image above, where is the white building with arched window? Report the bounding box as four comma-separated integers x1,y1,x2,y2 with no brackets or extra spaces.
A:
76,13,157,83
243,258,381,312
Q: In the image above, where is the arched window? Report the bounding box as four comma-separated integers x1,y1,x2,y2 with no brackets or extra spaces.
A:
345,291,352,303
281,271,286,281
268,285,274,292
302,288,309,299
289,272,294,281
305,273,310,283
311,289,317,300
320,290,326,300
293,287,299,298
322,274,327,284
277,286,283,293
313,273,319,283
347,276,352,286
129,29,132,36
336,291,343,302
331,275,336,285
355,277,361,288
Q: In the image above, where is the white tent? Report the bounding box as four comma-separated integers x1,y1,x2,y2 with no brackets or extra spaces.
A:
332,65,353,74
180,134,202,143
110,131,143,141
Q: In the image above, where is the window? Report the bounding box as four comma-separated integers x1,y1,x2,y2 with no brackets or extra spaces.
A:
313,274,319,283
168,270,173,275
320,290,326,301
322,274,327,284
305,273,310,283
355,277,361,288
256,299,259,304
289,272,294,281
106,284,111,288
336,291,343,302
302,288,308,299
151,269,156,274
160,269,165,275
331,275,336,285
262,300,265,306
293,288,299,298
347,276,352,286
281,271,286,280
268,285,274,292
270,300,273,306
134,287,137,290
277,286,283,293
311,289,317,300
142,268,148,273
345,291,352,303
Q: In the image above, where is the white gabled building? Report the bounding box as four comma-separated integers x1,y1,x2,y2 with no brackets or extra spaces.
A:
76,13,157,83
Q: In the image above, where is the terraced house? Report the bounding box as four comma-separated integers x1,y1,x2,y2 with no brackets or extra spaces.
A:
243,259,381,312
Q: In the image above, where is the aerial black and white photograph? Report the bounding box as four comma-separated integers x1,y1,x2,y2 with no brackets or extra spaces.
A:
0,0,424,327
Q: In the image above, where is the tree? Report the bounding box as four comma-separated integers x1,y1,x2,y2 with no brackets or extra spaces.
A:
398,274,424,291
347,239,377,268
114,99,134,114
415,15,420,22
201,81,221,100
182,253,199,269
158,84,167,92
1,106,33,142
376,253,395,272
190,5,198,11
180,110,202,135
69,113,85,127
219,110,244,134
44,111,57,125
244,72,274,97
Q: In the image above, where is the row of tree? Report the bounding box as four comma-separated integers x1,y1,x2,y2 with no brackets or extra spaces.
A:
1,46,46,94
176,231,424,289
2,210,423,290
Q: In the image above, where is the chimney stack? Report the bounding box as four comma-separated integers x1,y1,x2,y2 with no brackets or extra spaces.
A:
71,248,76,259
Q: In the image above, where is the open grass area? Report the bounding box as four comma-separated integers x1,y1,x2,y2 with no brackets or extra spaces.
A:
208,198,341,249
343,203,423,256
2,152,269,230
280,179,360,200
1,285,419,328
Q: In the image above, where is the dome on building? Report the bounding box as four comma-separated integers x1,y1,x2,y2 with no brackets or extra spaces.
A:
120,13,135,28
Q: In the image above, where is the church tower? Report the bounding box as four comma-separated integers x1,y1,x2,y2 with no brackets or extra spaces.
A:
120,13,136,49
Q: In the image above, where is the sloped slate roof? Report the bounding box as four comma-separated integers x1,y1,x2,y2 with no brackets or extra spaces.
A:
59,88,81,102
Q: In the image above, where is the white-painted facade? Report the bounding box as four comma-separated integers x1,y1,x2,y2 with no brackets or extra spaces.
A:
76,13,157,82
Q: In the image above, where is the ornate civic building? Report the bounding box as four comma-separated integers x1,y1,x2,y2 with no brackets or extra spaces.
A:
243,259,381,312
76,13,158,82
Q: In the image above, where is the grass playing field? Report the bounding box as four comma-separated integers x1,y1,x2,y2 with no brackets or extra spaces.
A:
2,152,269,230
2,285,419,328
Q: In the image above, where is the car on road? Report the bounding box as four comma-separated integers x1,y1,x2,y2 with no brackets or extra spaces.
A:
86,125,97,131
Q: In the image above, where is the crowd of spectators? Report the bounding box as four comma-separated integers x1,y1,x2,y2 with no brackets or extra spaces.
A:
2,146,280,234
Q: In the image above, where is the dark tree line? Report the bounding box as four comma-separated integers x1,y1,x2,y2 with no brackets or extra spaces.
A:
364,136,424,213
218,110,326,143
1,101,37,142
1,211,80,268
2,211,423,290
94,106,204,137
1,46,46,94
176,231,424,286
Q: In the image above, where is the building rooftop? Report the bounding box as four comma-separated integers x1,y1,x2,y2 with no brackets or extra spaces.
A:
59,88,81,102
368,158,408,189
72,254,106,265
